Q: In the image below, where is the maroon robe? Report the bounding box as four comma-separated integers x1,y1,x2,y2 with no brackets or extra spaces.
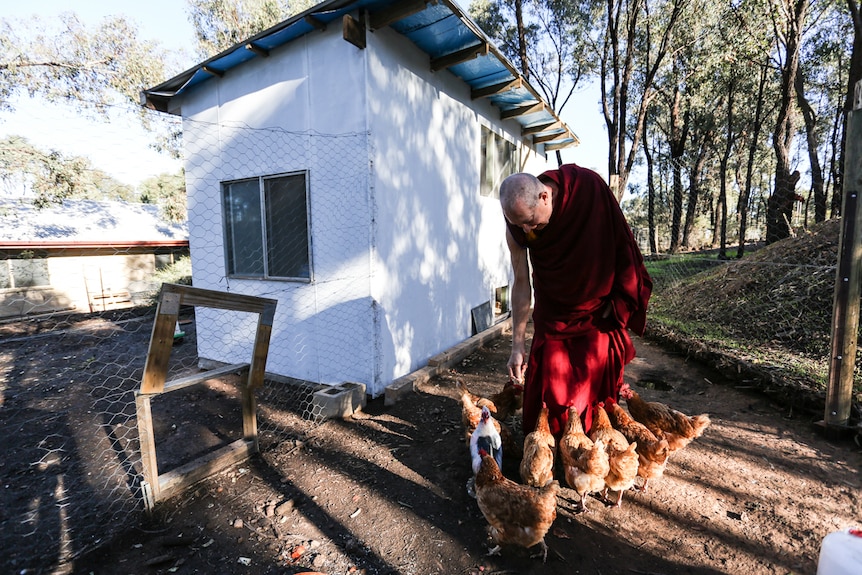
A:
506,164,652,437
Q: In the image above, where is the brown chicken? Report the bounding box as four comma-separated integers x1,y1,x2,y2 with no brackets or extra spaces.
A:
619,384,711,452
589,402,639,507
604,397,670,491
457,378,524,421
519,407,556,487
559,405,609,511
474,450,559,563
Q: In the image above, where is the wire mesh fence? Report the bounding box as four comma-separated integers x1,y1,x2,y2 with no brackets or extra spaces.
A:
0,301,327,575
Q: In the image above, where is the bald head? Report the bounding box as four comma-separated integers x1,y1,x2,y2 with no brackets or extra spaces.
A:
499,172,554,233
499,172,545,215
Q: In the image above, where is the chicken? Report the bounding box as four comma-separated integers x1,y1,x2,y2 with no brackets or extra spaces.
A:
589,402,639,507
457,377,524,421
470,406,503,474
558,405,609,511
458,379,487,443
604,397,669,491
519,406,556,488
619,383,711,452
457,379,522,460
474,450,559,563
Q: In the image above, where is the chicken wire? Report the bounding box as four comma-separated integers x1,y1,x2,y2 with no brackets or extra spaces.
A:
0,301,327,575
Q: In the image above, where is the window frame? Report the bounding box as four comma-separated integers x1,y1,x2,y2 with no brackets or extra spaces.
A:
221,171,312,283
479,125,518,198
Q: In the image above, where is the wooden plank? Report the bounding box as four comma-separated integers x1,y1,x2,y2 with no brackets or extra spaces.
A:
431,42,489,72
343,13,366,49
500,102,544,120
241,384,258,452
248,320,274,391
135,394,160,505
143,363,250,395
157,439,256,502
471,77,521,100
522,120,560,135
368,0,434,30
160,283,277,315
140,291,181,394
533,131,566,144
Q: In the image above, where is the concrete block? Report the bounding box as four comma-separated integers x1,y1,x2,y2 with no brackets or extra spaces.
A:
311,381,367,420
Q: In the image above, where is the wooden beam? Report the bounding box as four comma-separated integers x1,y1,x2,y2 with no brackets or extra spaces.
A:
245,43,269,57
533,131,566,144
471,77,521,100
500,102,544,120
343,13,366,49
140,291,180,394
161,283,277,315
157,439,257,502
431,42,489,72
304,14,327,31
544,140,576,151
149,363,250,395
369,0,435,30
202,65,225,78
522,120,561,135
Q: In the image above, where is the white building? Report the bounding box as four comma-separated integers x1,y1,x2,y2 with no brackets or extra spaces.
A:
142,0,578,397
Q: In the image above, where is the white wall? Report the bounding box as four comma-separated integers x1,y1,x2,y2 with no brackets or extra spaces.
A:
365,27,552,383
181,26,378,391
179,19,553,396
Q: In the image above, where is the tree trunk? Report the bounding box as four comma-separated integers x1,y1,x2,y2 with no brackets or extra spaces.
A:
794,67,826,222
668,85,688,253
737,62,769,258
514,0,529,80
719,83,736,258
766,0,808,245
644,137,658,254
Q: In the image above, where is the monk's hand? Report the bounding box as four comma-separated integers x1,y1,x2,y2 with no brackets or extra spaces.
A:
507,350,527,384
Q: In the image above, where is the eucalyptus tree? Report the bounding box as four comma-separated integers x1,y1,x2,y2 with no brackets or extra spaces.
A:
0,136,135,207
469,0,597,164
764,0,809,244
0,13,168,122
795,1,851,224
599,0,688,202
187,0,292,58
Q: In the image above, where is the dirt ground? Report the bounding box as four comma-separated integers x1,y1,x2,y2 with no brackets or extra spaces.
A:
54,319,862,575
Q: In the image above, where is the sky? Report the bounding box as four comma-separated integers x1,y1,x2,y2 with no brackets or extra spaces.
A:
0,0,609,187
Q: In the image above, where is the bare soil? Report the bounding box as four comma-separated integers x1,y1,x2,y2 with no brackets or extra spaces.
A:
57,321,862,575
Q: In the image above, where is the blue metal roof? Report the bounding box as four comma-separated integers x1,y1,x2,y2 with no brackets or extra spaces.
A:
142,0,578,150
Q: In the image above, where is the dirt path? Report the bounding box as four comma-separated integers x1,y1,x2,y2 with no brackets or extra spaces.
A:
60,328,862,575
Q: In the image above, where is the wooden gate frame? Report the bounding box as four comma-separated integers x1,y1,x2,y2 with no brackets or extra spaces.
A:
135,283,277,510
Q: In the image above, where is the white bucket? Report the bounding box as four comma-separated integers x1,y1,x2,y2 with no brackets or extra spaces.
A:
817,527,862,575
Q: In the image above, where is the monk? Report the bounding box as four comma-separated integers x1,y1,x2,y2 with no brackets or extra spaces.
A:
499,164,652,438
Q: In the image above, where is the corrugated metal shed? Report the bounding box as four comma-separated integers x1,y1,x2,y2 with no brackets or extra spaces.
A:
141,0,578,151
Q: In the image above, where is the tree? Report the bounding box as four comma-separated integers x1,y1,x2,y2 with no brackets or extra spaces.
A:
0,135,135,206
0,13,169,123
187,0,293,58
139,170,187,222
600,0,688,202
470,0,597,164
765,0,808,244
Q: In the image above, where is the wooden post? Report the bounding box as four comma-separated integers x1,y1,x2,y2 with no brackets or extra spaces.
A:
825,81,862,427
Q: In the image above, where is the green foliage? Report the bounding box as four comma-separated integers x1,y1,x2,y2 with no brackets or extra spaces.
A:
139,170,187,223
187,0,292,58
0,135,135,207
0,12,170,118
153,255,192,287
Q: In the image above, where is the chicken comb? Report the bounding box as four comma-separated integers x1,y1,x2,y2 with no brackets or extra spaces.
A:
605,396,617,406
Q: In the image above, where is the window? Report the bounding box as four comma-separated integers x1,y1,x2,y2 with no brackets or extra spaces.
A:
223,172,311,281
480,125,517,198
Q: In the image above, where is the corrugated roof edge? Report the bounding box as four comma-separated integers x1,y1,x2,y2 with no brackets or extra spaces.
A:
141,0,579,149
